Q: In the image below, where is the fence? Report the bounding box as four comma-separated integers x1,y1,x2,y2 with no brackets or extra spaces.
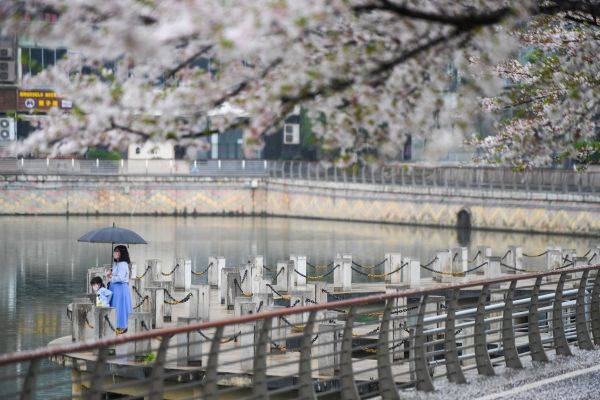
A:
1,263,599,399
0,158,269,177
268,160,600,194
1,158,600,193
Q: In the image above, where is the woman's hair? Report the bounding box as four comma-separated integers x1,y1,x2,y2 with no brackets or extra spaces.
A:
113,244,131,264
90,276,104,288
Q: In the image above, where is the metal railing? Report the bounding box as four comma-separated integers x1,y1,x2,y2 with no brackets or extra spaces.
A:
268,160,600,194
1,158,599,194
1,263,600,399
0,158,270,177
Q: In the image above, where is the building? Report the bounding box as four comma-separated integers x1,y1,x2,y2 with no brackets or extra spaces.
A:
0,6,71,155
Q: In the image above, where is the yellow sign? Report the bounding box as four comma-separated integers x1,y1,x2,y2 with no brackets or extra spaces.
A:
19,91,58,99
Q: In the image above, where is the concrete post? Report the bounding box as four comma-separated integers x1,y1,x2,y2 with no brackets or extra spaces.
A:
563,248,577,265
385,253,402,284
127,312,152,360
317,321,342,375
270,305,287,354
157,281,173,322
138,261,154,291
240,302,256,372
452,247,468,274
71,301,94,342
398,257,420,287
275,261,291,292
189,284,211,321
252,292,273,310
145,287,165,329
92,306,117,340
148,259,163,283
177,316,203,366
333,257,352,292
433,250,452,283
485,256,502,280
174,258,192,290
291,255,308,288
461,323,475,366
240,263,253,294
250,255,264,272
313,281,328,304
257,277,271,296
129,278,142,306
251,261,262,295
226,271,242,310
212,257,226,288
288,290,309,325
475,246,492,275
507,246,523,273
219,266,238,304
546,248,563,270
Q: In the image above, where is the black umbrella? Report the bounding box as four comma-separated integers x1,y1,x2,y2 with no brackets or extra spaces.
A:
78,223,147,245
78,223,147,265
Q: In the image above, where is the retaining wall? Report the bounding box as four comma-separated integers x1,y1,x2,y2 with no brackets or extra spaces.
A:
0,174,598,235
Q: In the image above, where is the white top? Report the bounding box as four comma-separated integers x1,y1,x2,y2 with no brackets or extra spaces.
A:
111,261,129,284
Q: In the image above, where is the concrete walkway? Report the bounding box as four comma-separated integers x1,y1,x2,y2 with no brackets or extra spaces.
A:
402,347,600,400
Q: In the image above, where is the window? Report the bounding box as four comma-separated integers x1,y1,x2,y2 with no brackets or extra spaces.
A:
29,48,42,75
43,49,55,67
20,46,68,76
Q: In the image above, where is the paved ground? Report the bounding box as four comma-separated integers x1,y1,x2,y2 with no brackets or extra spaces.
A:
401,347,600,400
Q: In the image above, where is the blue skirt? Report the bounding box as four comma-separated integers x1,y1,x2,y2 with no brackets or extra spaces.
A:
109,282,132,329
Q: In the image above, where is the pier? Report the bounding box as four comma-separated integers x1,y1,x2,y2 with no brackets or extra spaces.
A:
3,244,597,398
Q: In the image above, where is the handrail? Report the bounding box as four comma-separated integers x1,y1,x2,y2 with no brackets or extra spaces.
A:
1,262,599,366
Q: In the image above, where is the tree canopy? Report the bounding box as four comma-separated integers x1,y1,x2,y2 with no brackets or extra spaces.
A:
2,0,598,166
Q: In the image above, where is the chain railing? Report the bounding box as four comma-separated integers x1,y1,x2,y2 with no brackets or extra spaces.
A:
1,158,599,194
1,263,600,399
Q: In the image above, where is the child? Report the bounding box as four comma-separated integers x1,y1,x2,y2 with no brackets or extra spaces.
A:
90,276,113,307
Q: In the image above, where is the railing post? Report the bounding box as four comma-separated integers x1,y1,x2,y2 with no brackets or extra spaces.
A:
252,317,272,399
474,284,495,376
528,277,549,362
298,311,317,400
552,272,572,356
205,326,224,400
413,294,434,391
444,288,466,383
576,270,594,350
502,280,523,369
20,358,40,400
148,335,171,400
377,299,400,400
591,270,600,345
340,306,360,399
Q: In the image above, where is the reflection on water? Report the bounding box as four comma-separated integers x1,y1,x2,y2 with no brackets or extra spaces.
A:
0,215,597,394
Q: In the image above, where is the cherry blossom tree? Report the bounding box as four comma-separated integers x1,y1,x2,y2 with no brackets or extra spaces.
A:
1,0,597,165
471,10,599,168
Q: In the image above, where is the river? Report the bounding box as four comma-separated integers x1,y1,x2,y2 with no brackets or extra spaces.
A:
0,215,596,396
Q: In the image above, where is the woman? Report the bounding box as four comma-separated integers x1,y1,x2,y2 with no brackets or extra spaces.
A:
106,245,133,334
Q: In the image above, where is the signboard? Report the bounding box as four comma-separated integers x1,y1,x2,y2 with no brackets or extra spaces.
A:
17,90,72,111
